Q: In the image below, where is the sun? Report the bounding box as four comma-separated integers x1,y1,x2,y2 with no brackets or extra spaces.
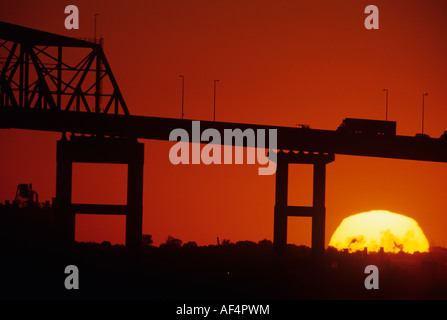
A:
329,210,429,254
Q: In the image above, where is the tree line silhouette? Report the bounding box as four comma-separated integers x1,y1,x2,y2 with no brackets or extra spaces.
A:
1,202,447,300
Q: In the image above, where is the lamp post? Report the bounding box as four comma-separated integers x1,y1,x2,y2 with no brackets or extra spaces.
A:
383,89,388,121
422,92,428,134
213,80,219,122
94,13,99,41
179,75,184,119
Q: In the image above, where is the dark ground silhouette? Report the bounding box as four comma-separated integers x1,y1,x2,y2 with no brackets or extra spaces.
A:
1,202,447,300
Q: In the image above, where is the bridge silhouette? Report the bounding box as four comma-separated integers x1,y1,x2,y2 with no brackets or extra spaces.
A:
1,21,447,264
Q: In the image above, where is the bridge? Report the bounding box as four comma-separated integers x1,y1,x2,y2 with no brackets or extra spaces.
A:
1,21,447,263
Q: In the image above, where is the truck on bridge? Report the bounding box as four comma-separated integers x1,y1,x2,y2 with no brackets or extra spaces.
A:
337,118,397,136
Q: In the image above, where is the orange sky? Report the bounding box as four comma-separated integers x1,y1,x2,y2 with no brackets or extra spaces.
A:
1,0,447,247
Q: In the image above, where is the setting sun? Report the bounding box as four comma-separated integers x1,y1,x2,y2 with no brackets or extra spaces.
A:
329,210,429,254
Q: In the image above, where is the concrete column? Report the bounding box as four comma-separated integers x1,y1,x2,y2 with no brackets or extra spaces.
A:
312,162,326,260
273,155,288,264
126,144,144,250
55,139,74,244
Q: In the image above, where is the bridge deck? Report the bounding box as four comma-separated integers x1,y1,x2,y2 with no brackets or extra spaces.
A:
1,107,447,163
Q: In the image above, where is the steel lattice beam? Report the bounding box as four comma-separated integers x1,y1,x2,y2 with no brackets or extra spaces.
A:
0,21,129,115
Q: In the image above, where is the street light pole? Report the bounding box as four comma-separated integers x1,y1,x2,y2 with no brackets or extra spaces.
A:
383,89,388,121
179,75,184,119
422,92,428,134
214,80,219,122
94,13,99,41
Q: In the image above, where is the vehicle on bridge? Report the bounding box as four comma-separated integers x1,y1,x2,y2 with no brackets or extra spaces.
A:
439,131,447,141
337,118,397,136
416,133,431,140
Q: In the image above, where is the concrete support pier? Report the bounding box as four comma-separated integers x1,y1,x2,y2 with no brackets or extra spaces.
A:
55,134,144,250
273,150,334,268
